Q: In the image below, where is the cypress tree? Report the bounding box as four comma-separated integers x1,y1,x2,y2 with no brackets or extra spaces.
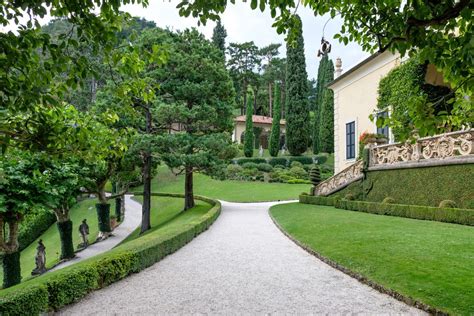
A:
285,15,309,156
244,92,254,157
313,55,334,153
318,59,335,153
212,20,227,57
313,55,327,153
269,83,281,157
319,88,335,153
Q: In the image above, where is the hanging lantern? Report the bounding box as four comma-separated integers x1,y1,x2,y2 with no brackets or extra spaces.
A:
317,37,331,57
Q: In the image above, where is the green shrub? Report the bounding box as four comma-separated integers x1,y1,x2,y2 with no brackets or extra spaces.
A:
464,200,474,210
288,166,308,179
309,166,321,186
256,163,273,172
0,194,221,314
242,162,259,170
382,197,396,204
18,209,56,251
288,156,314,165
226,164,243,180
299,195,339,206
314,155,327,165
439,200,457,208
344,193,355,200
236,158,266,165
268,157,288,167
273,164,286,170
290,161,303,168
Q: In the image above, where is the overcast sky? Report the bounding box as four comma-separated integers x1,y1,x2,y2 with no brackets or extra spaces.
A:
3,1,370,80
121,1,369,80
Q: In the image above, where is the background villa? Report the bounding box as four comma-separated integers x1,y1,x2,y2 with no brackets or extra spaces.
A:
233,115,286,149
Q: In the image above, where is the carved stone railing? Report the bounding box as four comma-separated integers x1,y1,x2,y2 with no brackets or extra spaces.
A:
313,160,364,196
370,129,473,168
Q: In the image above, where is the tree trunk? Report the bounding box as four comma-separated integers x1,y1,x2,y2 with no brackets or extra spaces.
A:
2,251,21,288
141,106,153,234
268,82,272,117
184,166,195,210
57,219,74,260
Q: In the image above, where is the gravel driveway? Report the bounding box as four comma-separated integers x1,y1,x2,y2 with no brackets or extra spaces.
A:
60,201,423,315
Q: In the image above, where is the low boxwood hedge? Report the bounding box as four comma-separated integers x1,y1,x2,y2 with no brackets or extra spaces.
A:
299,195,474,226
268,157,288,167
235,158,267,165
0,194,220,315
288,156,314,165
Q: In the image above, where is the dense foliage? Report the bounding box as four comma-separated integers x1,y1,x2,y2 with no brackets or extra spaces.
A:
285,15,309,156
244,94,255,158
313,55,334,153
319,88,335,153
212,20,227,57
269,83,281,157
374,58,454,140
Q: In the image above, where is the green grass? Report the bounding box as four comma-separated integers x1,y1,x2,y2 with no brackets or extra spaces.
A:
270,203,474,315
122,195,211,243
138,166,311,202
0,198,114,285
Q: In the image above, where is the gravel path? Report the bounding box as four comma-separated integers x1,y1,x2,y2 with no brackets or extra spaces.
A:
60,201,423,315
51,195,142,272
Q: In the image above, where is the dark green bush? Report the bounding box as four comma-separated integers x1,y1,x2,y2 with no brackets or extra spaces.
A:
344,193,355,200
268,157,288,167
309,166,321,186
299,195,339,206
241,162,259,170
273,164,286,169
236,158,266,165
290,161,303,168
256,163,273,172
18,209,56,251
288,166,308,179
439,200,456,208
288,156,314,165
0,194,221,314
314,155,327,165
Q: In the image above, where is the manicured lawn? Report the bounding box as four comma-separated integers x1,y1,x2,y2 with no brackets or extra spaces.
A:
270,203,474,315
122,195,212,243
136,166,311,202
0,198,114,284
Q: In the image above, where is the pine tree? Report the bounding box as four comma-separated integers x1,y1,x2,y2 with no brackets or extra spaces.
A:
318,59,335,153
269,83,281,157
244,92,254,157
285,15,309,156
212,20,227,57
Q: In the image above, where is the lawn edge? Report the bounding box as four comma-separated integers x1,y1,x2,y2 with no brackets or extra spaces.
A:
268,203,448,316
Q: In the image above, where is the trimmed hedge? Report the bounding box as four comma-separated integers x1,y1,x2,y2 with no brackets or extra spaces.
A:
235,158,266,165
288,156,314,165
18,210,56,251
0,194,220,315
299,195,474,226
268,157,288,167
335,164,474,208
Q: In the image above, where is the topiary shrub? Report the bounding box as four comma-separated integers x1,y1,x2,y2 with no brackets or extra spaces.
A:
288,166,308,179
236,158,266,165
439,200,457,208
309,166,321,186
256,163,273,172
382,197,396,204
290,161,303,168
344,193,355,200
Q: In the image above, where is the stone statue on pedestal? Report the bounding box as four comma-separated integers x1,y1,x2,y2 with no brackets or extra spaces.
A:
78,219,89,249
259,145,264,157
31,239,46,275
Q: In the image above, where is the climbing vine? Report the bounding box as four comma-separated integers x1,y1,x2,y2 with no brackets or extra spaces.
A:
373,58,459,141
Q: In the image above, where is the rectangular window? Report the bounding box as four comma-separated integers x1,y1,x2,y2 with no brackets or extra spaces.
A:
376,111,389,139
346,121,355,159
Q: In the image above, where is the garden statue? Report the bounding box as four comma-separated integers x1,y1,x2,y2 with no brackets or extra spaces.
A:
79,219,89,249
259,145,264,157
31,239,46,275
281,144,287,156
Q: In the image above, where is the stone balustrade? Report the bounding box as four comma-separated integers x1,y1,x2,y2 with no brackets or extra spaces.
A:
312,129,473,196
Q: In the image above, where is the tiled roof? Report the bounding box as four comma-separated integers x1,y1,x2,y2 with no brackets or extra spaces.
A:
234,115,286,125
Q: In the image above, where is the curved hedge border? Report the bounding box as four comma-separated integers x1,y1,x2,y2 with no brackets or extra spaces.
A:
0,194,220,315
299,194,474,226
18,210,56,251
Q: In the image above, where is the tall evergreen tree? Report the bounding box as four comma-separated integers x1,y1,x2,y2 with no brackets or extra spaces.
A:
269,83,281,157
212,20,227,57
285,15,309,156
313,55,334,153
319,88,335,152
244,92,255,157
